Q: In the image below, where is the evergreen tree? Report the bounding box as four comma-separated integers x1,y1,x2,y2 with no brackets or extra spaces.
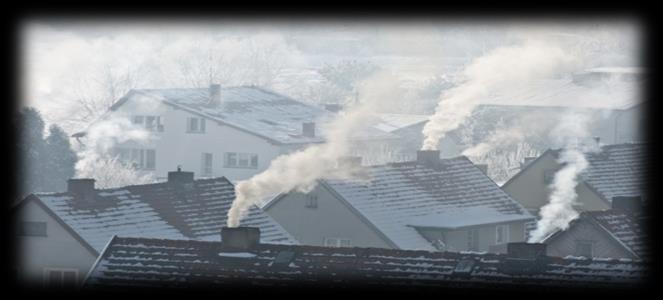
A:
17,107,46,196
44,125,78,191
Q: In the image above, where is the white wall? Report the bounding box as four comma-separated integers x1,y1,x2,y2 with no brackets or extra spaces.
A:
16,200,98,286
111,96,294,181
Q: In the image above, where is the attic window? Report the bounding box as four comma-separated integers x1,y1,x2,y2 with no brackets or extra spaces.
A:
305,194,318,209
18,221,47,237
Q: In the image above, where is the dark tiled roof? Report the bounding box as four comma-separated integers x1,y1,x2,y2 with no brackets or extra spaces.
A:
579,143,647,203
322,157,534,250
84,236,645,289
34,177,296,252
585,210,648,259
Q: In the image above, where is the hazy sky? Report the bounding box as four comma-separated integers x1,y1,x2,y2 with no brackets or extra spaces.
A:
21,19,641,132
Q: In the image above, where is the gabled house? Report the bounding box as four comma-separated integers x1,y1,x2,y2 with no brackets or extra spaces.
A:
262,150,534,253
74,85,401,181
502,143,647,217
14,169,296,287
82,227,644,290
543,196,648,260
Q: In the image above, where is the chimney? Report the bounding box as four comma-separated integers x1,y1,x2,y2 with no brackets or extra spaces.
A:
416,150,441,169
612,196,643,214
593,136,601,145
168,168,195,185
67,178,96,203
302,122,315,138
337,156,362,169
209,84,221,106
221,227,261,250
506,242,547,260
476,164,488,174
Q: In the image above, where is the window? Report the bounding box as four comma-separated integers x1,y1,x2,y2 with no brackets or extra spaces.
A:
201,153,213,176
324,237,351,248
496,224,510,244
44,268,78,287
224,152,258,169
575,241,593,258
305,194,318,209
116,148,156,170
467,229,479,251
18,221,47,237
132,115,163,132
187,117,206,133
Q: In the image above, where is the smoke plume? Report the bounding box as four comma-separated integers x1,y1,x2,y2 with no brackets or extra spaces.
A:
527,111,599,242
226,70,395,227
421,40,576,150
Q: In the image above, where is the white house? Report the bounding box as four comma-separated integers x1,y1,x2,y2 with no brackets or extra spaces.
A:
262,150,535,253
75,85,411,182
14,169,296,287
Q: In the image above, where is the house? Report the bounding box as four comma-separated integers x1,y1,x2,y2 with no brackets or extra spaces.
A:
502,143,647,218
82,227,645,290
14,169,296,287
436,67,646,183
353,113,430,165
74,85,402,182
262,150,534,253
542,196,648,260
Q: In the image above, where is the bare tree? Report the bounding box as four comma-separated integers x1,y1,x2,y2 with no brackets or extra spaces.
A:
76,155,155,189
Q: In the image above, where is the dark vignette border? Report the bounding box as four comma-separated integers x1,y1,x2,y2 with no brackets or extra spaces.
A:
3,2,658,299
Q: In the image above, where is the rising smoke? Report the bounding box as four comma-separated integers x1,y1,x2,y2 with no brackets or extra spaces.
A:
226,70,396,227
420,40,577,151
527,111,599,242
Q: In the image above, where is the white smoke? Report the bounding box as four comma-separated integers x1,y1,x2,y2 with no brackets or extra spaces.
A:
461,126,526,158
527,111,599,242
421,40,577,150
226,70,395,227
527,148,588,242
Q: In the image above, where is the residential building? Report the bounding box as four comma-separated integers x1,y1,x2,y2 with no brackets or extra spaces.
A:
502,143,647,217
262,150,534,253
14,169,295,287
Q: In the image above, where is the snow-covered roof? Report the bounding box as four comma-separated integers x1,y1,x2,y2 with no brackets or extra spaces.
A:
371,113,429,133
84,236,645,289
31,177,297,253
579,143,648,203
544,209,648,260
115,86,399,145
407,206,533,229
322,156,534,251
479,78,642,110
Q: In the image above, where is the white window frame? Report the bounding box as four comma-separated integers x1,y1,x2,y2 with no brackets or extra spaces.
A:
224,152,259,169
187,117,206,133
201,152,213,177
323,237,351,248
116,148,156,170
495,224,510,244
132,115,163,132
43,268,78,287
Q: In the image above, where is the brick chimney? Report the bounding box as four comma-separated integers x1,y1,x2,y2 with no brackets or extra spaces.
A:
168,167,194,185
221,227,261,250
209,84,221,106
612,196,643,214
302,122,315,138
416,150,441,170
67,178,96,203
